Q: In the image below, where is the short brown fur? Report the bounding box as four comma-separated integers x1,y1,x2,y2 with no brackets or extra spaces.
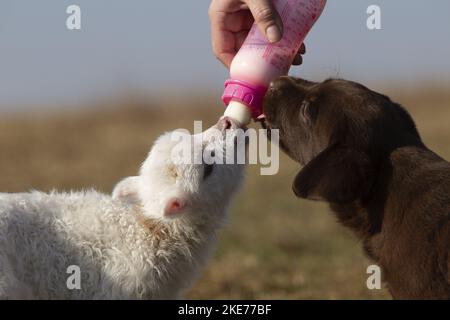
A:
262,76,450,299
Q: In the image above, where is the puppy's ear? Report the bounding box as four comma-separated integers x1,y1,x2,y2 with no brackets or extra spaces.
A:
293,145,371,203
112,176,141,205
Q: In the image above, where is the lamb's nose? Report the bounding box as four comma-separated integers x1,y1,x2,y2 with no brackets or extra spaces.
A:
217,116,238,132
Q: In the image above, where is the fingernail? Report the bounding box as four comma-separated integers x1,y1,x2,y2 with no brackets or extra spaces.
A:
266,25,281,43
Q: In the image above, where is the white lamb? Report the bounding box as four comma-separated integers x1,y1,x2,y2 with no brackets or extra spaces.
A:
0,118,245,299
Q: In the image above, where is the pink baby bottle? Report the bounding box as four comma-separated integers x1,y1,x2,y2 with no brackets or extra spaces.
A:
222,0,327,126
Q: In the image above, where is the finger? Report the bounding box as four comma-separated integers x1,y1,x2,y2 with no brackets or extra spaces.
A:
218,52,235,68
247,0,283,43
223,10,254,32
234,30,250,51
211,29,236,68
292,54,303,66
210,11,237,68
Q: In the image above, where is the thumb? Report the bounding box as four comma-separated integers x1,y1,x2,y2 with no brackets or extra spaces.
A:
247,0,283,43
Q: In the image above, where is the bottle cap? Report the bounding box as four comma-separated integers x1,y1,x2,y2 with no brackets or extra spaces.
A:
222,79,267,119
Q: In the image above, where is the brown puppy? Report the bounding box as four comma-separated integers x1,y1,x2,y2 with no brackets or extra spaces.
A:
262,76,450,299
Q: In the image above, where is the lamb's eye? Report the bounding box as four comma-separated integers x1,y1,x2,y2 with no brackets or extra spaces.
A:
203,164,214,179
168,165,178,179
203,148,216,180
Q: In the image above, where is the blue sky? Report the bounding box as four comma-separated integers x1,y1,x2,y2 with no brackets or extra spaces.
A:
0,0,449,109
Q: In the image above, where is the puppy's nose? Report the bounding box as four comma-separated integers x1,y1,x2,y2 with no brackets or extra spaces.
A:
217,116,238,132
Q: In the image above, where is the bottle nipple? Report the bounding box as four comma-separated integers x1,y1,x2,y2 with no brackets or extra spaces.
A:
223,100,252,126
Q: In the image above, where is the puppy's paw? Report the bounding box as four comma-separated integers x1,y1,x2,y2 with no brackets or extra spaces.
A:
112,176,141,205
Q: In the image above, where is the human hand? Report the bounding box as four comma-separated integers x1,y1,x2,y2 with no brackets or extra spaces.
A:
209,0,305,68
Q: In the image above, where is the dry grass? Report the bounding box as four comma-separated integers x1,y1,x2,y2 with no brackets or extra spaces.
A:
0,88,449,299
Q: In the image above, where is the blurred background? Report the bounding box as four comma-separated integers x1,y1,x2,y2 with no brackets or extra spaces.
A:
1,0,449,299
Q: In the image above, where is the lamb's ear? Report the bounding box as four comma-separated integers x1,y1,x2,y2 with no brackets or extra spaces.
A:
163,197,186,217
112,176,141,205
293,145,371,203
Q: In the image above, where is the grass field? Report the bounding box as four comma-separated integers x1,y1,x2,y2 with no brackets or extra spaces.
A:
0,87,449,299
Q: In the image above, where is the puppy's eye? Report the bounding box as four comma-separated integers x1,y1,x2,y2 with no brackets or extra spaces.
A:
203,164,214,179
